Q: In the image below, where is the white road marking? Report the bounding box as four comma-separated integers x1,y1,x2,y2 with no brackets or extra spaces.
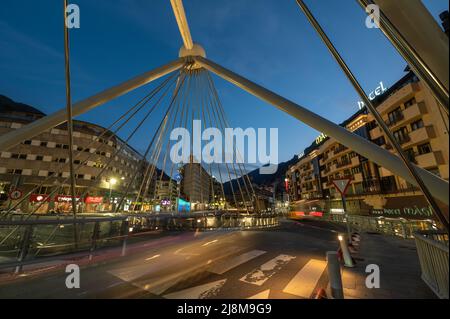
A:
202,239,218,247
248,289,271,299
145,254,161,261
240,254,296,286
163,279,227,299
209,250,267,275
282,259,327,298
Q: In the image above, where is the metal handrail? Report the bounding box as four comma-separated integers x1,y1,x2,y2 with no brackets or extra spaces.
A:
414,230,449,299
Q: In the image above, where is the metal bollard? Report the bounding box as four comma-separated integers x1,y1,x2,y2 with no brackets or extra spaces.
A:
338,233,354,268
120,220,129,257
15,225,34,274
89,221,100,261
326,251,344,299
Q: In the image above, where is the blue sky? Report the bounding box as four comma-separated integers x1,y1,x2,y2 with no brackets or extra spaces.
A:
1,0,448,169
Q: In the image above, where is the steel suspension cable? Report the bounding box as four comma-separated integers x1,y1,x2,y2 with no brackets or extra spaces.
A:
201,72,240,210
204,72,249,212
118,72,187,212
205,72,260,212
1,72,178,219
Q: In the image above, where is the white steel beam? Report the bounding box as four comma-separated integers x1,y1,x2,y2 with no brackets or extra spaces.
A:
170,0,194,50
0,59,185,151
373,0,449,94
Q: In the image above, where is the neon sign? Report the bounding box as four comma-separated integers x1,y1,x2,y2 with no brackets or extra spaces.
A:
357,81,387,109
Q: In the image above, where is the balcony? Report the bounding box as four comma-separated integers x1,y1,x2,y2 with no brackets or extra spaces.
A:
385,112,404,127
321,168,330,177
395,134,411,145
370,126,382,140
334,145,348,155
351,156,360,166
376,82,419,114
354,172,363,182
403,102,427,121
407,126,436,146
336,160,351,169
416,151,445,169
379,167,393,177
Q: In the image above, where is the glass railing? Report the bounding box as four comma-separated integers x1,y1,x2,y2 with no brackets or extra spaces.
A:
0,212,281,271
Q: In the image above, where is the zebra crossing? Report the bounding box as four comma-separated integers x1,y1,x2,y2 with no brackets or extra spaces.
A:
160,249,328,299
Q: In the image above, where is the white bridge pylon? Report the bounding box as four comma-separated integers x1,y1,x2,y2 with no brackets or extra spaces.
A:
0,1,448,208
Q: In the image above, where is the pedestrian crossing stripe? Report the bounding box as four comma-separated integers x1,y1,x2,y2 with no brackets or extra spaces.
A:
247,289,270,299
209,250,267,275
282,259,327,298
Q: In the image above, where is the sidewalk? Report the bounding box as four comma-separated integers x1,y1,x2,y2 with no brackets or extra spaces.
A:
341,232,436,299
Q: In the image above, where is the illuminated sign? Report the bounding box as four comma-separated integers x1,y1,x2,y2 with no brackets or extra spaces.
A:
309,211,323,217
177,198,191,213
330,208,345,215
357,81,387,109
55,195,81,203
29,194,51,203
315,133,327,145
85,196,103,204
161,199,171,206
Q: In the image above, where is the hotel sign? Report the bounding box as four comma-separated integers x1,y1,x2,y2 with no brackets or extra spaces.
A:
371,206,433,219
357,81,387,110
315,133,327,145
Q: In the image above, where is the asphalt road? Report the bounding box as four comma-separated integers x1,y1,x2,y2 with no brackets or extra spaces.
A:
0,219,432,299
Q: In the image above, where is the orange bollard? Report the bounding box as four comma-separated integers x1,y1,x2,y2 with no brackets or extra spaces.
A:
314,288,328,299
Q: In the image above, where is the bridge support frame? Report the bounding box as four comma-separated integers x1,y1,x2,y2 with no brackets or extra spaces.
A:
0,59,185,152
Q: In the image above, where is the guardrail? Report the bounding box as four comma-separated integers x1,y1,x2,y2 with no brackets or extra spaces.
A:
329,214,435,238
414,230,449,299
0,212,280,272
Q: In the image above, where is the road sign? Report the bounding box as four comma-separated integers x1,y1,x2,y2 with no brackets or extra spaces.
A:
8,189,23,200
332,178,352,243
175,173,183,183
331,178,352,196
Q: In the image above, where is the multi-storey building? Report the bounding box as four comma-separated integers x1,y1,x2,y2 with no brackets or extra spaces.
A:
287,71,449,220
154,177,177,203
180,155,213,210
0,95,147,214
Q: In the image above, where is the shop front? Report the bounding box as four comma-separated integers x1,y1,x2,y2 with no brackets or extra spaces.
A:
84,196,105,213
29,194,52,214
53,195,82,213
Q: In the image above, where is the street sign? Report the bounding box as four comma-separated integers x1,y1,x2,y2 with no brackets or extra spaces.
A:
332,178,352,244
8,189,23,200
332,178,352,196
175,173,183,184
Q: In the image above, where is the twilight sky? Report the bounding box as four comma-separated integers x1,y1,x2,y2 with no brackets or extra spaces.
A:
0,0,448,170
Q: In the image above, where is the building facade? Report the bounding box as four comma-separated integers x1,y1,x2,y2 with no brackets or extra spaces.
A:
180,158,212,210
286,72,449,220
0,96,147,214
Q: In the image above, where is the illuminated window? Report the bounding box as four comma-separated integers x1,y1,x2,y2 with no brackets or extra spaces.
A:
411,119,424,131
418,143,432,155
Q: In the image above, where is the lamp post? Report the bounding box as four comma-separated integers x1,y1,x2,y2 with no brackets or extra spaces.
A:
108,178,117,211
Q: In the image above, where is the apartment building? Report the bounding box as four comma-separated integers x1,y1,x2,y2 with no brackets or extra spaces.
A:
287,71,449,220
0,95,147,214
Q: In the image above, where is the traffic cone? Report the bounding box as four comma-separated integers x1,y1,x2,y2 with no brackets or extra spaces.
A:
337,247,343,261
314,288,328,299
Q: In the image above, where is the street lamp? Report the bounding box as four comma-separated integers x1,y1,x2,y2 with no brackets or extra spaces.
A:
109,178,117,209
